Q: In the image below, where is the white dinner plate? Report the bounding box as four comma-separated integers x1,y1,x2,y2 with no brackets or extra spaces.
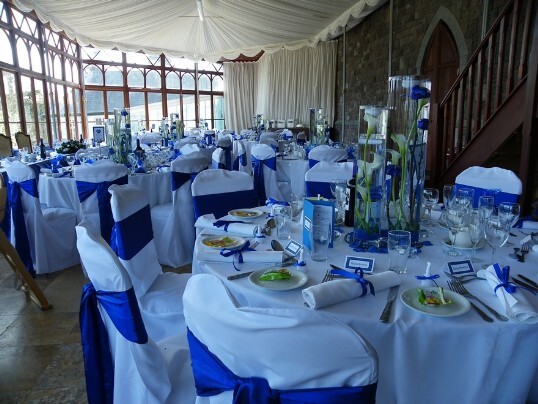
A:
400,287,470,317
228,209,264,221
442,238,485,250
201,235,246,250
248,268,308,291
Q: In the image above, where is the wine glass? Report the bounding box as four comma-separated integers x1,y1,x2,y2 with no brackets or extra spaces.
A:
441,184,457,226
330,179,347,225
423,187,439,228
290,193,304,221
445,205,468,256
498,202,520,246
467,209,483,262
478,195,495,223
456,188,474,209
483,215,510,268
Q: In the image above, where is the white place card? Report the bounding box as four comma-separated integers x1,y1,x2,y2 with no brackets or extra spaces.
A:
344,255,375,274
284,240,303,257
447,260,474,275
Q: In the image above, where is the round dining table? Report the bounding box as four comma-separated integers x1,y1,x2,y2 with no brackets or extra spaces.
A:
192,210,538,404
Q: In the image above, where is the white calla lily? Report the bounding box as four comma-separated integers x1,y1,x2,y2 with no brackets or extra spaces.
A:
355,184,368,201
391,134,408,155
363,112,379,136
386,149,401,165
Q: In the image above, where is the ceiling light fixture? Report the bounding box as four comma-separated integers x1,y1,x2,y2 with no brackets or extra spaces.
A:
197,0,204,22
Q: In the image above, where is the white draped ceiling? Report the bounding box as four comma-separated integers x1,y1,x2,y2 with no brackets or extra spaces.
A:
12,0,387,62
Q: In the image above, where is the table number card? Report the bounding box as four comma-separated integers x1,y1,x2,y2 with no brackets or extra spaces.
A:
284,240,303,257
302,198,335,250
344,255,375,273
447,259,474,275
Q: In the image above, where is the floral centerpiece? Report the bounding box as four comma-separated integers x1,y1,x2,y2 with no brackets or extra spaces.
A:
354,106,388,241
385,76,431,242
56,139,86,154
110,107,132,165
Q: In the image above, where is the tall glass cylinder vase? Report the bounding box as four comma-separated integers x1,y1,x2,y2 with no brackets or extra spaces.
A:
385,76,431,243
354,106,388,241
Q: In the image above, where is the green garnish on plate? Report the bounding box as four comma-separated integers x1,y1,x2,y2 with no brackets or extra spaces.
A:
417,287,452,306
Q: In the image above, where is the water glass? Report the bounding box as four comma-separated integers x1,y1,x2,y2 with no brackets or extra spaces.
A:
423,187,439,227
310,223,331,262
388,230,411,274
274,205,292,240
484,215,510,267
467,209,483,262
456,188,475,208
445,205,468,256
290,193,304,221
478,195,495,222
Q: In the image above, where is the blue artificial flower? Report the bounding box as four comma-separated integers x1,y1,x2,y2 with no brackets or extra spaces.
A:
120,108,128,116
385,164,401,177
418,118,429,130
411,85,430,100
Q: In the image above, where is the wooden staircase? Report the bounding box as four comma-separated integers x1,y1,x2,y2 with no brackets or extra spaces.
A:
429,0,538,213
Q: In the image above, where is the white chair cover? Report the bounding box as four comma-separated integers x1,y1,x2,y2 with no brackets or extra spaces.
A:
180,143,202,155
211,148,226,170
151,152,210,267
251,143,291,202
74,160,129,244
174,137,198,150
203,130,216,146
232,139,250,174
259,132,278,144
76,221,195,404
455,166,522,208
5,160,79,275
259,137,279,149
108,184,191,342
305,161,354,199
183,274,378,404
191,169,258,220
308,145,349,168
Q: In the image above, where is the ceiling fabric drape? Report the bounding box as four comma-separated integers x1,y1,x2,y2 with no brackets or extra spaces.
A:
223,62,258,132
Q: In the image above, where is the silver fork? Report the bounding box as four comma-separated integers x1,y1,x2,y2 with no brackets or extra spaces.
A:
447,281,493,322
520,242,530,262
450,279,508,321
444,271,481,284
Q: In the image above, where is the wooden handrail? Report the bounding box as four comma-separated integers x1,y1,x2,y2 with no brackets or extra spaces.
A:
431,0,535,184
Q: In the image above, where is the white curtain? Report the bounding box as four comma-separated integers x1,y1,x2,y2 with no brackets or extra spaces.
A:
224,42,337,132
223,62,258,133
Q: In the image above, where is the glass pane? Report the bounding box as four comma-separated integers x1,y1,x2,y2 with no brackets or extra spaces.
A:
56,84,67,140
182,73,195,90
0,29,13,64
182,94,196,127
11,9,24,30
53,54,63,79
65,59,73,82
47,30,61,49
74,88,82,136
147,54,161,66
0,3,7,23
20,14,37,36
129,92,146,127
213,95,224,120
72,62,79,84
26,122,36,140
65,41,76,57
166,72,180,89
127,68,144,87
102,49,123,63
16,37,30,70
146,70,161,89
4,72,20,124
30,44,42,73
21,76,35,124
198,61,220,72
35,79,47,133
198,74,211,91
213,75,223,91
165,56,196,69
167,93,180,116
85,90,104,118
105,66,123,86
147,93,163,126
84,65,103,85
199,94,211,124
107,91,124,114
81,46,100,60
126,52,151,65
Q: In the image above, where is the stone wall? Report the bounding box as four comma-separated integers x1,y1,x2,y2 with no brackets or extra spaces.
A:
334,0,510,142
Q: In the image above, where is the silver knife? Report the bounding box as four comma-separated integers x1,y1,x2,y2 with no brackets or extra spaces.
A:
227,271,254,280
518,274,538,289
379,285,400,323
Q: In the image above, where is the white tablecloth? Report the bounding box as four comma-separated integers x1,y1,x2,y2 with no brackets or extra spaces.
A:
193,213,538,404
38,171,171,218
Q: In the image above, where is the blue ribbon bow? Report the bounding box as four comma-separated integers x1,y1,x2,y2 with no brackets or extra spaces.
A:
490,264,534,295
251,156,276,204
220,240,256,271
187,329,377,403
265,198,289,207
329,268,376,297
213,220,246,232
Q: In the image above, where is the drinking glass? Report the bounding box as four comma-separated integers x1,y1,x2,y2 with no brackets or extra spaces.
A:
274,205,292,240
467,209,483,262
388,230,411,274
290,193,304,221
445,205,468,256
310,222,331,262
456,188,475,209
498,202,520,246
423,188,439,227
483,215,510,268
441,184,457,226
478,195,495,223
330,179,347,224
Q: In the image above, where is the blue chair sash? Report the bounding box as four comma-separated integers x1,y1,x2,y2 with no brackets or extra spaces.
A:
193,190,258,220
251,156,276,204
80,283,148,404
187,329,377,404
453,184,518,209
171,171,198,192
76,176,128,244
221,145,232,171
1,172,11,239
110,205,153,261
305,181,333,200
7,179,38,276
233,152,247,171
308,158,320,168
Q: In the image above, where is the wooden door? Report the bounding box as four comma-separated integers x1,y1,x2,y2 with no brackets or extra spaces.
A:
422,22,459,183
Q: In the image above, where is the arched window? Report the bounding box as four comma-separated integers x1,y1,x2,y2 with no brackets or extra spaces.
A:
146,70,161,89
16,37,30,70
127,68,144,87
213,75,223,91
166,72,180,89
105,66,123,86
30,44,42,73
198,74,211,91
182,73,195,90
84,65,103,85
0,29,13,64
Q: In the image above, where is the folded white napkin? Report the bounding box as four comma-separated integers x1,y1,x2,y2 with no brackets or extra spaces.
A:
477,266,538,323
195,214,258,237
303,271,401,309
197,248,283,264
521,221,538,230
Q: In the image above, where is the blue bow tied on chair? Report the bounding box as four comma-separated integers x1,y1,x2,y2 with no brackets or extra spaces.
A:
329,268,376,297
187,330,377,403
76,176,128,244
80,283,148,404
171,171,198,191
110,205,152,261
251,156,276,205
7,179,38,276
233,152,247,171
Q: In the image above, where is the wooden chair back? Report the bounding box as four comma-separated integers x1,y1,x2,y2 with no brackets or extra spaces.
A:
0,133,13,158
14,131,32,153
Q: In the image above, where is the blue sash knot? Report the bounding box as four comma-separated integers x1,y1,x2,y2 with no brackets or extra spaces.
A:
110,205,153,261
251,156,276,204
330,268,376,296
171,171,198,191
187,329,377,403
213,220,246,232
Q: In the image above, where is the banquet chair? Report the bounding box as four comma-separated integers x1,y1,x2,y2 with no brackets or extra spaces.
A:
174,137,198,150
455,166,522,208
251,143,291,203
74,160,129,244
215,136,232,170
5,160,79,275
150,152,210,267
191,169,258,220
211,147,226,170
259,131,278,144
76,221,195,404
305,161,354,200
0,133,13,158
108,184,192,342
308,144,349,168
232,139,250,174
14,131,32,152
183,274,378,404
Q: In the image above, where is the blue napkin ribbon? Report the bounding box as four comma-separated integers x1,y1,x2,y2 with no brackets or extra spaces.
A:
329,268,375,297
492,264,535,294
213,220,246,232
220,240,255,271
